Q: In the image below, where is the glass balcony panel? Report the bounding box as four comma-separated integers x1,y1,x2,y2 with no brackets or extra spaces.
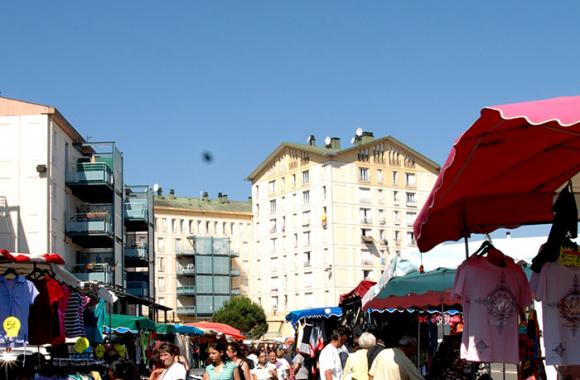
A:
125,243,149,259
176,307,196,315
71,263,112,283
67,163,113,186
176,286,197,295
126,281,149,298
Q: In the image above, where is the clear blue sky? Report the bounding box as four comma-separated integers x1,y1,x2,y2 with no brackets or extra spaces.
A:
2,0,578,217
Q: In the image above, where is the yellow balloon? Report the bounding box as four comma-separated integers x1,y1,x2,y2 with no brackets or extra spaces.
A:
115,344,127,357
95,344,105,358
74,337,90,353
3,316,21,338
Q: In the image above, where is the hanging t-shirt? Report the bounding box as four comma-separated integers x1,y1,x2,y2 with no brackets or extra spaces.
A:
0,275,39,346
65,289,85,337
452,256,532,364
530,262,580,365
29,276,65,345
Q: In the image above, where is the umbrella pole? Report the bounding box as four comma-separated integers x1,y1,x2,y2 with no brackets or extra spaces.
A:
417,315,421,368
464,236,469,259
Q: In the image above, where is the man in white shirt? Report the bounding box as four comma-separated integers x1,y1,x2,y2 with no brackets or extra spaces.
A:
318,327,348,380
369,337,424,380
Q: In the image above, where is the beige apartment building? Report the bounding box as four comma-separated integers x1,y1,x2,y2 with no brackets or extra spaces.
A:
154,192,253,322
247,132,439,337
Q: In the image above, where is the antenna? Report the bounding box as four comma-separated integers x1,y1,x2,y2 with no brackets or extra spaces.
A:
324,136,331,147
355,127,364,137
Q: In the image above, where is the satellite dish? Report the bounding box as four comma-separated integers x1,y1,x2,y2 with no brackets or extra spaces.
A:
355,127,364,137
324,136,331,146
153,184,159,192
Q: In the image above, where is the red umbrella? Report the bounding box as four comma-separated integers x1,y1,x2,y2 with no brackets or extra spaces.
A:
185,321,245,340
414,96,580,253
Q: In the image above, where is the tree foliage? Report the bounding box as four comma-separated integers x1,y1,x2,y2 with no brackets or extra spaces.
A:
213,297,268,339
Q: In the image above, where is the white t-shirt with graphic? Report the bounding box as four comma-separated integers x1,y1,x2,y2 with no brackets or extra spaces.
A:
531,261,580,365
452,256,532,364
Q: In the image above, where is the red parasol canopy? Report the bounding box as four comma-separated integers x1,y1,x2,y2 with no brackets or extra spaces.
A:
414,96,580,253
185,321,245,340
339,279,376,304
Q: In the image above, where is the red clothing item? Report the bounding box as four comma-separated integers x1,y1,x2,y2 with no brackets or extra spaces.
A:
28,277,64,345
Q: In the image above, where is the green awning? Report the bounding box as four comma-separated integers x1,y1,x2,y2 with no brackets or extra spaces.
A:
105,314,157,332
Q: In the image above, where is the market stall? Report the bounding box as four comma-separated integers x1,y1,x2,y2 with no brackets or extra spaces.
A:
413,96,580,379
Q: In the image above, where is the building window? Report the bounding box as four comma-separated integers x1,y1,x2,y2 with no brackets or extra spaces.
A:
393,191,400,205
394,210,401,225
294,233,298,248
395,230,401,244
291,174,296,187
406,192,417,206
281,177,285,192
172,219,177,233
256,204,260,217
359,167,369,182
270,238,277,252
359,188,371,203
304,252,311,266
180,219,186,234
377,169,383,183
162,218,169,233
406,173,416,186
378,209,385,224
406,212,417,227
255,185,260,199
302,190,310,206
270,219,277,234
269,180,276,194
359,208,371,224
393,171,399,185
322,186,327,201
361,249,373,265
302,170,310,185
157,238,165,252
157,277,165,292
363,270,371,279
158,257,165,272
189,220,195,234
302,211,311,226
303,231,310,247
407,231,416,246
270,200,276,215
175,238,181,253
155,218,161,232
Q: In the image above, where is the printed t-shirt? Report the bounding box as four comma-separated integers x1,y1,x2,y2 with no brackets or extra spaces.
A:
29,277,65,345
0,275,39,346
318,343,342,380
451,256,532,364
531,262,580,365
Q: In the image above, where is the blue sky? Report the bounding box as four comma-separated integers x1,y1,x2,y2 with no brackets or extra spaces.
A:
2,0,579,229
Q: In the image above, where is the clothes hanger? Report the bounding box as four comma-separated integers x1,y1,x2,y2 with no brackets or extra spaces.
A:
27,264,45,280
2,267,19,279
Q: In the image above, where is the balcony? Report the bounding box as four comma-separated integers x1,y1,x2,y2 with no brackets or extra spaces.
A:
176,265,196,276
126,281,149,298
360,217,372,225
66,162,114,203
124,243,149,267
71,263,113,284
176,286,197,296
124,201,148,231
66,210,114,248
176,307,197,316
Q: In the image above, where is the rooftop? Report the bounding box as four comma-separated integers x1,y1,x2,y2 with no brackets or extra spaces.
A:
154,195,252,213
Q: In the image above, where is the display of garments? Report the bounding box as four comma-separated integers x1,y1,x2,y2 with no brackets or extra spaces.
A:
84,298,105,343
53,284,71,345
29,276,65,345
426,333,477,380
0,275,39,346
451,255,532,364
530,261,580,365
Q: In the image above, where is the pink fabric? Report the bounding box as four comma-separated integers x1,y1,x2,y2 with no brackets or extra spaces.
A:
452,256,532,364
531,262,580,366
53,283,71,345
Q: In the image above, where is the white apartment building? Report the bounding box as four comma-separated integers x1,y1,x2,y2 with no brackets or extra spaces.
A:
247,132,439,337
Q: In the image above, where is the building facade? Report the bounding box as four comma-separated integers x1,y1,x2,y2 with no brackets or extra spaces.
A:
247,132,440,336
153,192,252,322
0,96,156,312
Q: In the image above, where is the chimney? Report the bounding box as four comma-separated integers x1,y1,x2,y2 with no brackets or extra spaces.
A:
330,137,341,150
218,192,223,199
307,135,316,146
222,194,228,203
360,131,374,144
169,188,176,199
201,192,209,201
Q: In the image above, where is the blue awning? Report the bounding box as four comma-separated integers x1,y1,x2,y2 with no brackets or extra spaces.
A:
285,307,342,327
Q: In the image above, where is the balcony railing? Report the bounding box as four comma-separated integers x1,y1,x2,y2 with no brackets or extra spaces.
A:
126,281,149,298
71,263,112,283
176,307,197,315
176,286,197,295
360,217,372,225
125,243,149,260
66,211,112,235
176,265,196,275
124,200,148,220
176,246,196,256
66,162,113,186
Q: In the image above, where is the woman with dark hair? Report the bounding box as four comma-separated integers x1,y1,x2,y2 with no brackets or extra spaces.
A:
109,358,141,380
204,342,241,380
227,342,253,380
